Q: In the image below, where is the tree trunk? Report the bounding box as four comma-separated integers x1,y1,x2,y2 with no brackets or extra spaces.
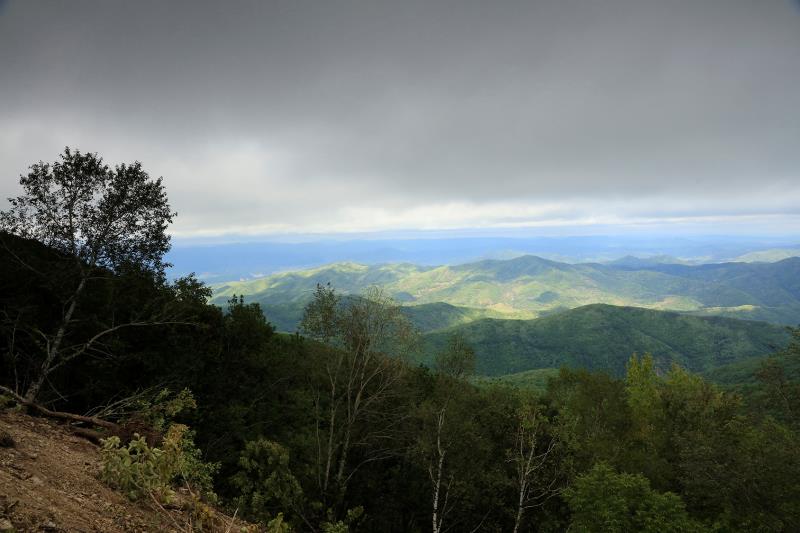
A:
513,482,526,533
24,275,87,402
431,448,445,533
335,422,353,492
431,407,447,533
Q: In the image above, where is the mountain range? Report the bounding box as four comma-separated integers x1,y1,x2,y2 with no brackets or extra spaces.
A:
207,254,798,380
211,254,800,328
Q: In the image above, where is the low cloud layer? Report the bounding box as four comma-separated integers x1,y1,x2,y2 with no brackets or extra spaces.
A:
2,0,799,237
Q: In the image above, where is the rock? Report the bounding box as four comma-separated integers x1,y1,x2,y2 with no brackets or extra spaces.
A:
0,430,14,448
10,469,31,481
0,518,16,533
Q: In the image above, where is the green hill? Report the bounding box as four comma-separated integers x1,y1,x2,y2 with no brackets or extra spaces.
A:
400,302,510,333
702,351,800,389
472,368,560,392
211,255,800,328
241,299,507,334
734,248,800,263
421,304,791,376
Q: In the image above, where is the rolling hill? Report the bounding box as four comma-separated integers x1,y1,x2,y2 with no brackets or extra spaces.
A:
472,368,561,392
211,255,800,330
420,304,791,376
734,248,800,263
232,298,508,334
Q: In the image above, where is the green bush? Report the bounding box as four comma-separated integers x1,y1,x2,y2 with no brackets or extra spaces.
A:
321,507,364,533
230,438,303,525
564,462,702,533
133,387,198,432
100,423,218,502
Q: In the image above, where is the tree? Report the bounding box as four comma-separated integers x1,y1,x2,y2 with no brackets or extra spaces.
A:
623,354,673,486
564,462,701,533
755,327,800,426
231,438,305,526
0,148,175,401
546,368,632,471
508,399,561,533
425,335,476,533
300,284,416,511
434,334,475,380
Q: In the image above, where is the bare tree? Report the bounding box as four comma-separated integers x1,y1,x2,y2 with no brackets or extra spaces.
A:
429,405,449,533
424,335,475,533
510,402,561,533
0,148,176,401
301,284,416,507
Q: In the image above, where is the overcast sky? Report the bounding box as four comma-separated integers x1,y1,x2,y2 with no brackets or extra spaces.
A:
1,0,799,239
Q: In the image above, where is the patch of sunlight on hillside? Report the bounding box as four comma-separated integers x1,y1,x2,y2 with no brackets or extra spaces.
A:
649,296,703,311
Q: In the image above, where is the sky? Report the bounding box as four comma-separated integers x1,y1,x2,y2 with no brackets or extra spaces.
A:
1,0,800,240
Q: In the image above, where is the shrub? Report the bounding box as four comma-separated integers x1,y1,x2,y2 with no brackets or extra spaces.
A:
137,388,198,432
564,462,702,533
230,438,303,524
100,423,218,503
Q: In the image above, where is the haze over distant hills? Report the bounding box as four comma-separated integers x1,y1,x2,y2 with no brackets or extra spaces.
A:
169,234,800,283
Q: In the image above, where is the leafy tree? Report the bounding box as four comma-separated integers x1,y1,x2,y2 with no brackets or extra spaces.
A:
300,283,339,344
434,334,475,380
754,327,800,426
546,369,632,471
0,148,175,401
509,397,562,533
622,354,673,487
301,284,416,513
673,392,800,530
420,335,483,533
564,462,701,533
231,438,305,526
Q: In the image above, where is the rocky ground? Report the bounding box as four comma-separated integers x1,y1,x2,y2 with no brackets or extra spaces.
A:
0,410,255,532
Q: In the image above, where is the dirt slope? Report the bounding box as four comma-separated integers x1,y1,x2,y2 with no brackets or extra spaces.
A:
0,410,254,532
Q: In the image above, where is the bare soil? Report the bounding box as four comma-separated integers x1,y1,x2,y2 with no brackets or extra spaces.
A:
0,410,255,532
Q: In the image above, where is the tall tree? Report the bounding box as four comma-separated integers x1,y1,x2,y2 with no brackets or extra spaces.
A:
0,148,175,401
301,284,415,512
509,399,561,533
564,462,702,533
425,335,475,533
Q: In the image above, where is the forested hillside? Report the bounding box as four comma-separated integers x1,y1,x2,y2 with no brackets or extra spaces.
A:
213,255,800,328
233,298,509,334
421,304,791,376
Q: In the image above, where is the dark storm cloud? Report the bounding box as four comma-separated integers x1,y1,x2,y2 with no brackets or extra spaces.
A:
1,0,799,235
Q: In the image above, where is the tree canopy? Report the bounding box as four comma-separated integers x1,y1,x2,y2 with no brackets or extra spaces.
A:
0,148,176,401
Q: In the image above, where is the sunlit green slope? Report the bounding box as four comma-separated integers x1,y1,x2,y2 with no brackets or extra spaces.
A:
211,255,800,328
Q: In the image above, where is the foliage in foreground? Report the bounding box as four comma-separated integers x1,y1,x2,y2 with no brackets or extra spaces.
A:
564,462,701,533
100,423,218,503
5,249,800,530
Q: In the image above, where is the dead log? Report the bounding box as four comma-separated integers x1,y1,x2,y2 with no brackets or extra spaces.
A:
0,385,120,433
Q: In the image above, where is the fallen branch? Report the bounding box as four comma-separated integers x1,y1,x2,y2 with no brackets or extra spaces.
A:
0,384,119,431
70,427,108,444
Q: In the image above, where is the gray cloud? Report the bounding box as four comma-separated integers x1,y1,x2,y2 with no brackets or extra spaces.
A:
1,0,799,236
